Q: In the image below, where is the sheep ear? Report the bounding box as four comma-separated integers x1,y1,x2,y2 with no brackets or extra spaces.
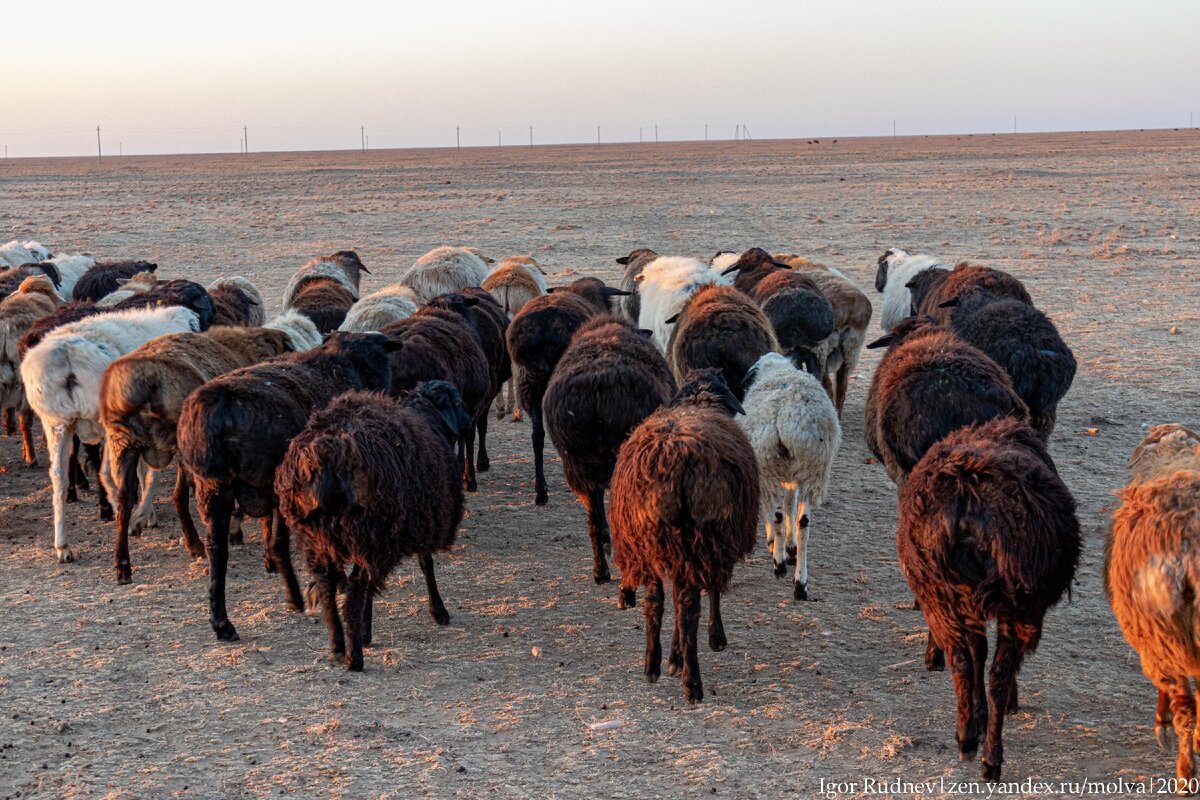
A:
866,333,896,349
383,339,403,353
546,286,558,293
246,297,260,306
938,297,959,308
601,287,631,297
664,313,680,324
115,278,129,286
615,255,631,265
719,264,740,276
358,264,371,274
769,259,794,270
463,296,480,306
720,385,746,416
637,328,654,339
633,274,645,283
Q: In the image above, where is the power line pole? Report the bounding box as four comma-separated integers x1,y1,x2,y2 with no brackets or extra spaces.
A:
498,130,502,148
244,125,248,154
654,124,658,143
596,125,600,145
456,126,460,150
361,126,365,152
1013,116,1017,134
119,142,122,157
893,119,896,138
639,127,643,143
96,125,102,160
704,123,708,141
529,125,533,148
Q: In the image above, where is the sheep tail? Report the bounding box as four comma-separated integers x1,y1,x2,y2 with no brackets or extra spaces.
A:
178,390,242,481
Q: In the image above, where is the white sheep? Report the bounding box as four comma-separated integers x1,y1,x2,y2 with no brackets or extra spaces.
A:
338,284,422,332
96,271,158,307
0,240,51,268
736,352,842,600
636,256,729,351
875,247,948,332
21,305,201,562
398,246,490,303
44,254,96,301
266,309,324,351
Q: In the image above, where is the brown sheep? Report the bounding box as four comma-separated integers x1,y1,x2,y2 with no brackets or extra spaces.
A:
208,277,265,327
283,251,370,334
1107,424,1200,785
907,261,1032,324
101,327,294,584
899,417,1080,779
666,284,779,401
0,276,61,465
609,368,759,704
481,258,548,421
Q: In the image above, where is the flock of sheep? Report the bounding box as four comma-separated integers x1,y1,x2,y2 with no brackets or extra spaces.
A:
1,238,1198,786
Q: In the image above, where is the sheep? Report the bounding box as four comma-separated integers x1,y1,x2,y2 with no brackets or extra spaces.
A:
874,247,948,332
0,276,61,465
111,279,217,331
544,315,676,584
506,278,630,505
72,260,158,302
101,326,295,584
898,416,1080,779
0,240,50,268
276,382,473,671
1106,424,1200,785
864,316,1029,490
338,284,422,332
636,256,728,351
615,247,659,322
708,250,739,271
176,332,399,642
774,254,873,415
208,276,265,327
0,262,64,297
21,305,202,563
666,284,780,401
398,246,489,303
379,300,491,492
908,261,1032,325
482,259,548,421
280,250,368,308
43,253,95,301
95,271,158,307
944,287,1076,440
266,309,323,352
609,368,759,703
736,353,841,600
429,287,509,473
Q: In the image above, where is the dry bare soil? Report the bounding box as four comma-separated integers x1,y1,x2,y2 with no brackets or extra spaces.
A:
0,131,1197,799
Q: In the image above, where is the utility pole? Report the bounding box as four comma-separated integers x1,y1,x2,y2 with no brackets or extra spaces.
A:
654,124,658,143
456,126,460,150
704,123,708,141
529,125,533,148
1014,116,1017,134
119,142,122,157
244,125,248,153
639,127,643,143
597,125,600,145
361,126,365,152
893,120,896,138
498,130,502,148
96,125,102,160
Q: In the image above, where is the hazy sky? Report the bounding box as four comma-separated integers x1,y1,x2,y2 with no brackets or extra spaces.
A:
4,1,1198,156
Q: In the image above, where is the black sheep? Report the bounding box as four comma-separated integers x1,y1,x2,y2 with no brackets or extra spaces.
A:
898,417,1080,779
615,247,659,322
907,261,1032,324
506,278,630,505
666,284,779,401
544,315,676,584
276,382,472,671
380,302,490,491
176,332,399,642
944,288,1076,440
112,279,216,331
71,260,158,302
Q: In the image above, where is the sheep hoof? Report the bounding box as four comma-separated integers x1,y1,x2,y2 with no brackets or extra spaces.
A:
773,512,784,524
229,530,244,546
709,632,727,652
594,569,612,585
981,761,1001,781
99,507,114,522
645,668,660,684
116,565,132,585
512,410,522,423
56,546,75,564
25,459,38,469
618,588,637,609
212,620,240,642
668,655,682,676
430,606,450,625
773,561,787,578
535,490,548,506
66,488,79,503
793,582,809,601
183,539,207,560
684,684,704,704
926,646,946,672
495,406,506,421
346,655,364,672
799,514,809,528
785,546,797,566
958,740,978,762
1158,724,1176,752
477,456,490,472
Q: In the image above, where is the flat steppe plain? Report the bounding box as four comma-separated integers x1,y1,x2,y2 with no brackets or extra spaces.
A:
0,131,1197,798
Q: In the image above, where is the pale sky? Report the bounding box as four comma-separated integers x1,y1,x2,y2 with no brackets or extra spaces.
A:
4,0,1198,157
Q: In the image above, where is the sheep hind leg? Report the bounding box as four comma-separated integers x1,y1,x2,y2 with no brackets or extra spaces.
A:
199,482,238,641
784,486,798,566
949,639,980,763
679,586,703,704
341,567,370,672
260,517,275,573
668,583,683,677
66,434,87,502
2,407,14,435
112,445,143,585
19,406,37,467
47,424,75,562
584,488,611,584
1158,689,1177,751
1154,675,1198,786
708,590,726,652
834,360,851,418
419,552,450,625
173,469,206,559
530,403,548,505
462,418,479,492
91,443,112,522
128,461,160,536
311,559,345,661
266,509,305,612
765,493,787,578
981,620,1026,781
643,577,664,684
792,495,810,601
229,507,244,546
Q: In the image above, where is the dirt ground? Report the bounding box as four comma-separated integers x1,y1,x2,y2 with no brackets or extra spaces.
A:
0,131,1197,799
